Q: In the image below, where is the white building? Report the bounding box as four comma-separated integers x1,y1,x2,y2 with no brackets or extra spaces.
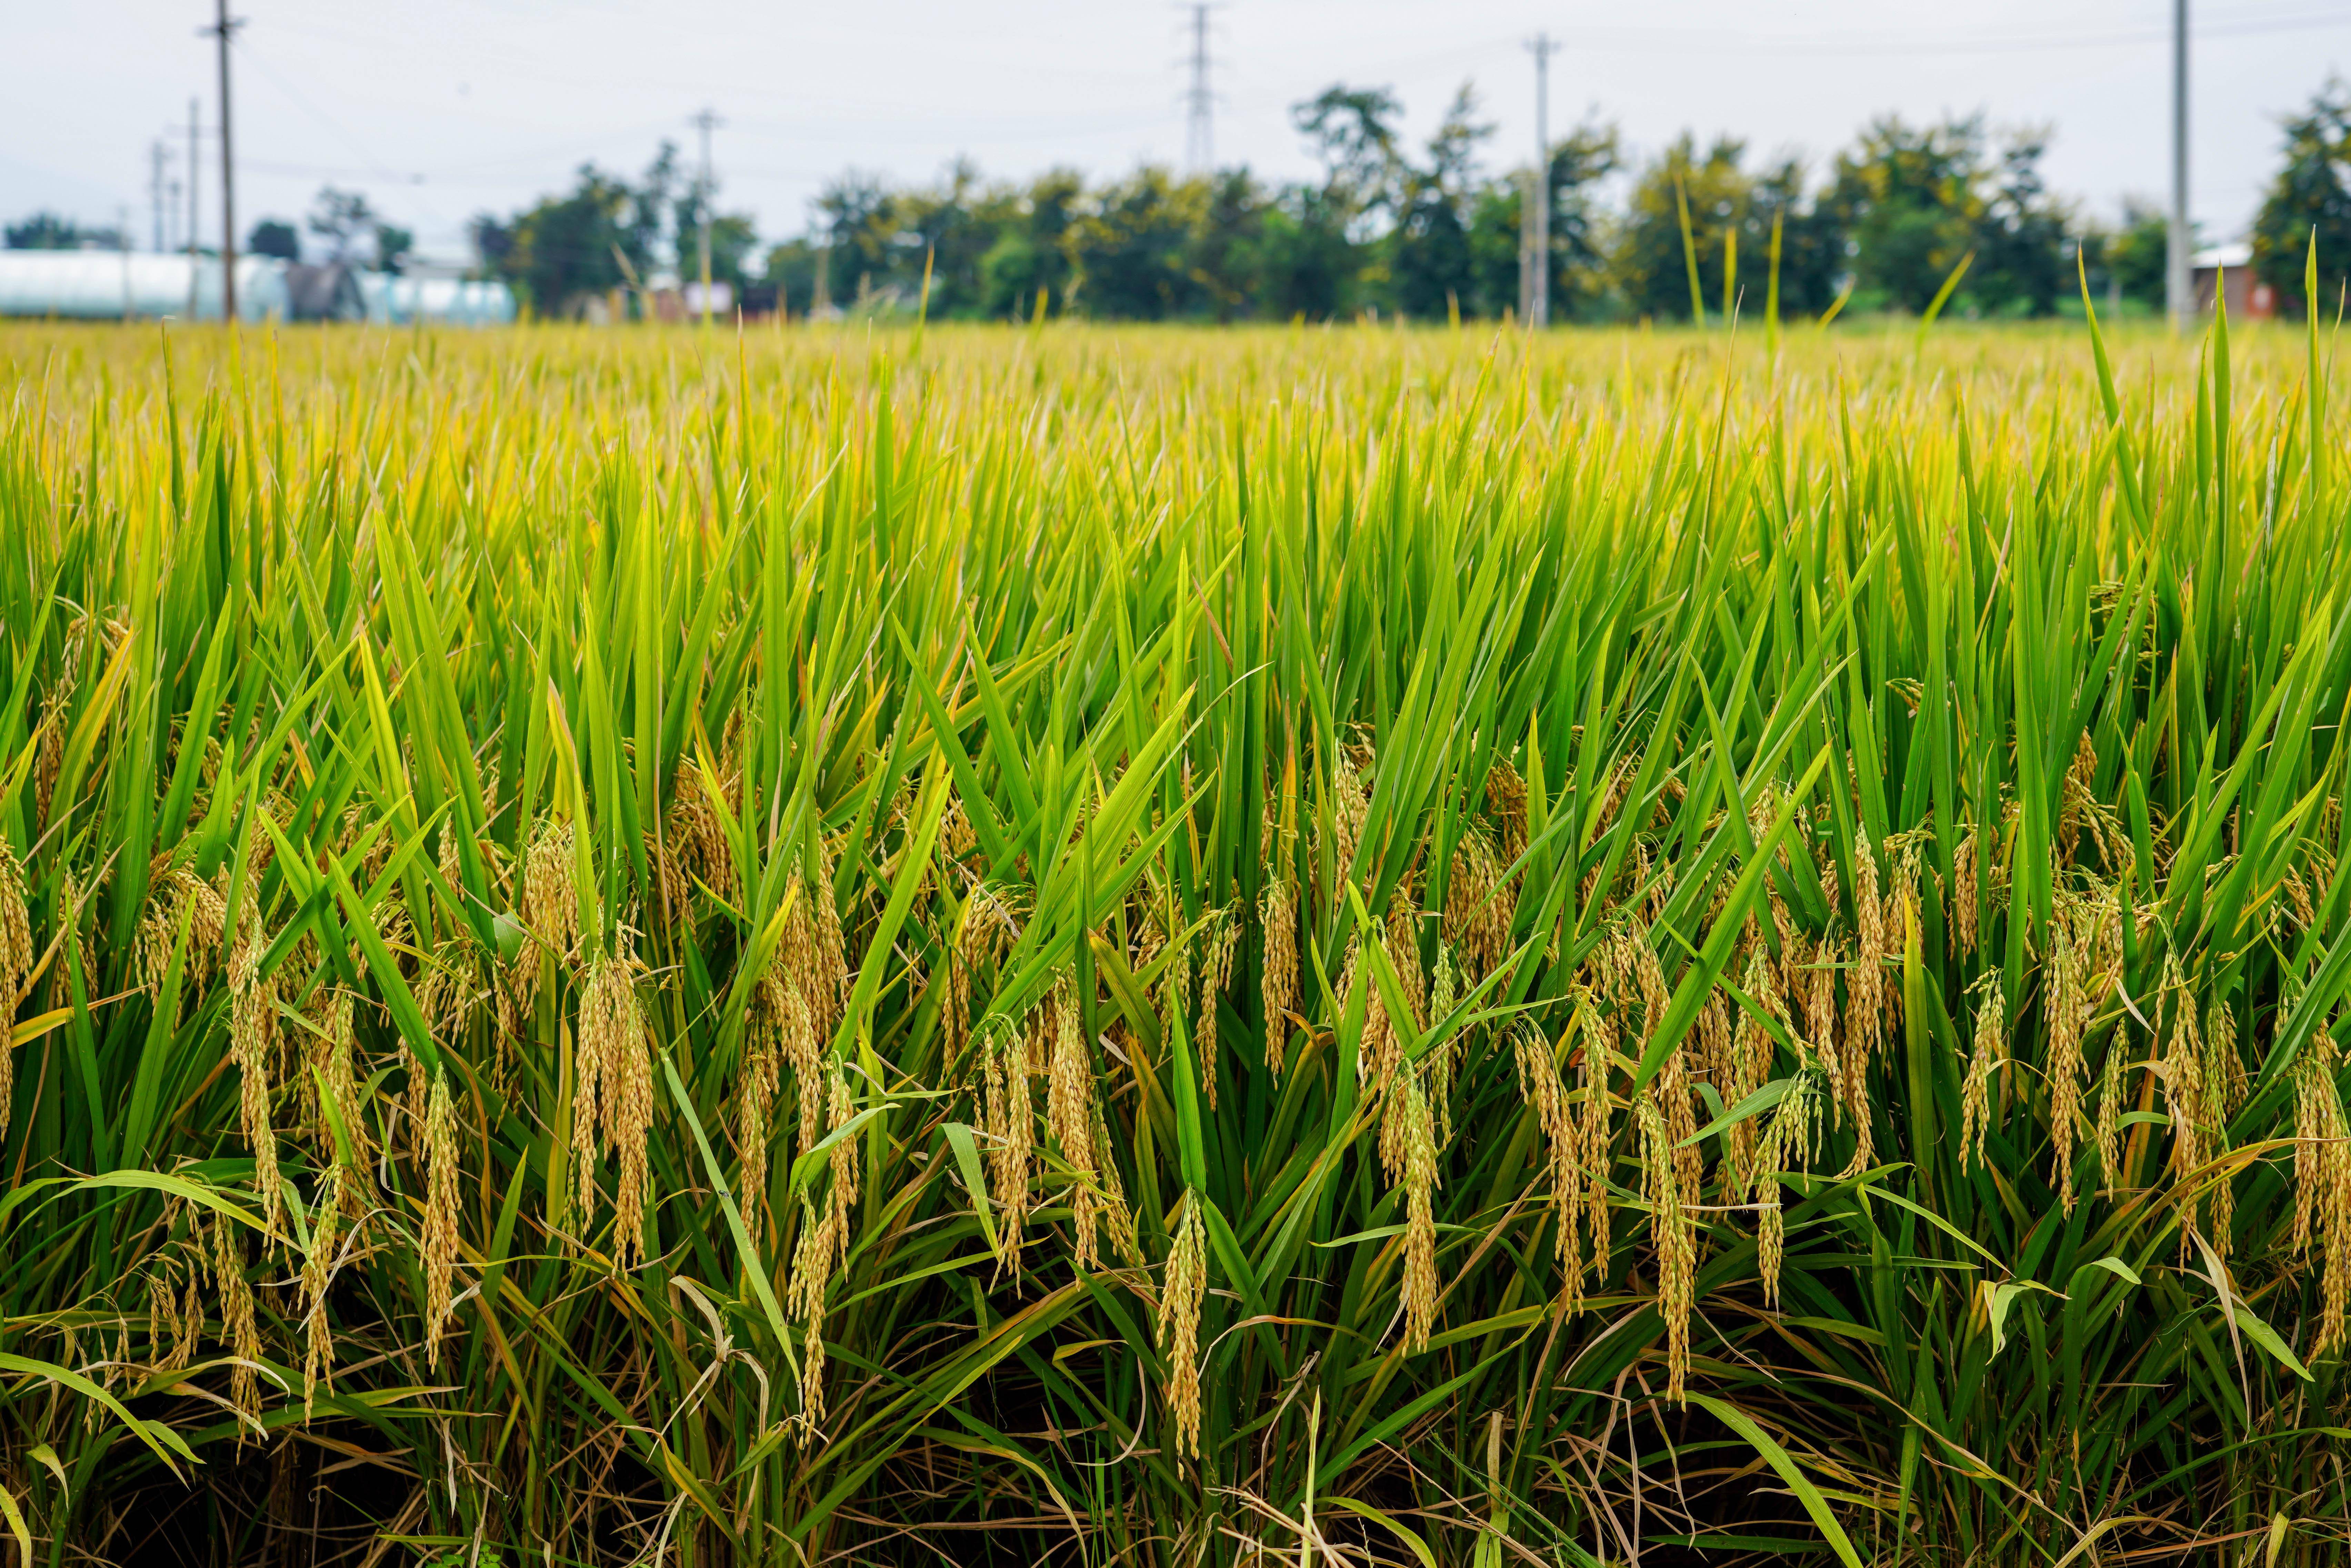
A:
0,251,515,325
0,251,289,321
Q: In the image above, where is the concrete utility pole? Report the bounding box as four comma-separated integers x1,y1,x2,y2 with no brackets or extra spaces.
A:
205,0,243,322
186,97,201,316
150,140,169,252
2167,0,2192,328
691,106,724,325
1184,3,1214,174
1523,32,1558,328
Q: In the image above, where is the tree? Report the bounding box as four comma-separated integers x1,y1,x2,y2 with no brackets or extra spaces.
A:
308,188,378,263
1293,84,1404,236
893,160,1018,317
813,170,898,308
670,156,761,294
1749,157,1845,317
2102,200,2170,309
469,213,517,277
2251,77,2351,316
980,169,1083,319
1613,134,1755,321
1970,130,2071,316
473,145,680,315
247,219,300,262
4,213,122,250
1188,169,1271,322
374,223,414,275
1253,184,1359,320
1388,84,1492,320
1067,167,1208,319
629,142,682,277
494,167,640,315
1546,123,1625,319
1823,115,1984,313
1465,181,1524,318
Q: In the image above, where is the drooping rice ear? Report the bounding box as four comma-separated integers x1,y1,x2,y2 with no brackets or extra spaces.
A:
211,1210,263,1432
1443,824,1512,979
1156,1192,1208,1463
1950,826,1980,957
1635,1090,1694,1405
1843,832,1886,1115
1485,759,1528,866
1195,905,1237,1108
227,931,283,1235
738,981,784,1249
1259,865,1298,1082
421,1066,462,1368
578,944,653,1263
2045,905,2089,1217
979,1016,1031,1278
1960,974,2005,1177
1513,1021,1577,1291
1041,971,1101,1264
1398,1063,1441,1353
0,843,30,1039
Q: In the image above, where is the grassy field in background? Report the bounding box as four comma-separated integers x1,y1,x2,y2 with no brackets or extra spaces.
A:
2,311,2349,1567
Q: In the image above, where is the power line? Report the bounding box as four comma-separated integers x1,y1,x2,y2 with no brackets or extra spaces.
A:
1549,6,2348,57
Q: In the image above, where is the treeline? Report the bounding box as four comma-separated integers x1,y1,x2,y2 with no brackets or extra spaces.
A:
467,77,2351,323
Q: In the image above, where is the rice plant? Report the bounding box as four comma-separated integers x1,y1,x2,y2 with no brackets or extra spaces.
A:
2,301,2349,1566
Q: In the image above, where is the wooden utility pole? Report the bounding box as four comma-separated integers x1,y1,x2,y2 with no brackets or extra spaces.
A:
207,0,243,321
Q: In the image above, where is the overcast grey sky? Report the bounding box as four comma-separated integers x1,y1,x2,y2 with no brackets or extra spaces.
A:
5,0,2346,265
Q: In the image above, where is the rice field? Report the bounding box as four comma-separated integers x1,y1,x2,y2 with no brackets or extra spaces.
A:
1,308,2348,1567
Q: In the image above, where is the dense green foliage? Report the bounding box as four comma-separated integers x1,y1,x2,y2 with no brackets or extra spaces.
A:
466,92,2118,324
2,307,2350,1568
2253,78,2351,318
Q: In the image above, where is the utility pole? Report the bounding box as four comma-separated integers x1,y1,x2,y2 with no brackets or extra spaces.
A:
2167,0,2191,328
691,106,724,325
204,0,243,322
1184,3,1214,175
149,140,169,252
186,97,201,317
1522,32,1558,328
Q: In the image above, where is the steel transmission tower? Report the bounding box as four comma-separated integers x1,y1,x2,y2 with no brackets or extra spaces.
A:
1522,32,1559,328
1184,4,1215,174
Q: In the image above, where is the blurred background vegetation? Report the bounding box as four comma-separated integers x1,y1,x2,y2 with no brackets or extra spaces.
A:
447,77,2351,324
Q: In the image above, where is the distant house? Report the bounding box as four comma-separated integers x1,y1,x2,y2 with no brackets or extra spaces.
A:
284,261,366,322
2194,244,2278,320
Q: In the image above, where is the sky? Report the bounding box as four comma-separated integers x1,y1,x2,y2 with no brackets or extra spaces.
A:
3,0,2347,266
